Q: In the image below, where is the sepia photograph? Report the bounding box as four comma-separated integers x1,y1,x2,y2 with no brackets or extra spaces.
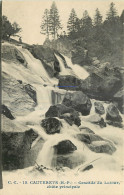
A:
0,0,124,194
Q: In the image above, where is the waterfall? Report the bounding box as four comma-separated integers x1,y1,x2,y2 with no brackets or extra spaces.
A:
3,43,123,179
17,46,57,85
63,55,89,80
55,53,89,80
54,54,69,75
51,88,66,105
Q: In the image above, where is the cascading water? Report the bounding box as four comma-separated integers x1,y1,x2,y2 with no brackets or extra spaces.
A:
63,55,89,80
2,43,124,185
17,47,51,83
54,54,69,75
55,53,89,80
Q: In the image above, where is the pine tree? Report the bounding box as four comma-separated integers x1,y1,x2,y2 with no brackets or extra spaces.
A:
67,8,78,34
81,10,92,37
2,16,21,40
106,2,118,21
40,9,50,39
104,2,119,34
49,1,62,39
94,8,102,26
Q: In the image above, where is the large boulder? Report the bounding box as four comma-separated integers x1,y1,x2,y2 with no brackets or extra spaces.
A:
75,133,103,144
2,72,36,117
62,91,92,115
80,71,122,100
60,113,81,127
2,115,38,170
106,103,122,122
75,130,116,155
85,114,106,128
41,118,62,134
94,102,105,115
45,104,81,127
54,140,77,154
87,141,116,155
58,75,81,91
45,104,79,118
2,45,27,67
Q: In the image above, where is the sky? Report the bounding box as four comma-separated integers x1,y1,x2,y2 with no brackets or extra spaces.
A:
2,0,124,44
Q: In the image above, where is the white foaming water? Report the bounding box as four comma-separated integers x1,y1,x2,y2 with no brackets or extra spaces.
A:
63,55,89,80
2,43,124,189
54,54,69,75
17,47,52,84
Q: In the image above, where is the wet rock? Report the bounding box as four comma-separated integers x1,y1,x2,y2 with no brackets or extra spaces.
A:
2,45,27,67
24,84,37,104
106,103,122,122
107,121,123,128
75,133,103,144
2,104,15,120
2,115,38,170
60,113,81,127
82,164,93,172
94,102,105,115
45,104,79,118
87,141,116,155
79,127,95,134
41,118,62,134
83,114,106,128
58,75,81,91
2,72,36,117
46,104,81,127
62,91,92,115
54,140,77,154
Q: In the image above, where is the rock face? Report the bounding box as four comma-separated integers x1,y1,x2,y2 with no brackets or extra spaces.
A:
2,104,15,120
2,45,27,67
2,72,36,117
58,75,81,91
41,118,62,134
106,104,122,122
54,140,77,154
62,91,92,115
2,115,38,170
113,88,124,114
94,102,105,115
71,46,91,65
80,69,122,100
